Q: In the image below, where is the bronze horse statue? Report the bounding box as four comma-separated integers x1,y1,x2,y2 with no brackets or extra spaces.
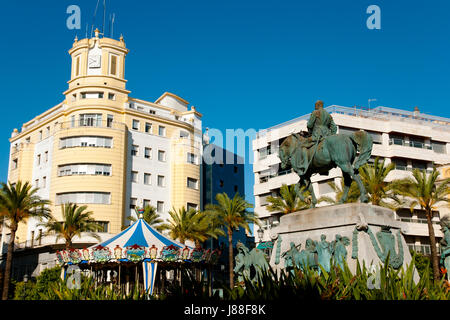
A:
279,130,373,207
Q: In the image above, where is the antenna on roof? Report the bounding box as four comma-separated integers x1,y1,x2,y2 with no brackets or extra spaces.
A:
111,13,115,38
102,0,107,35
368,98,377,110
90,0,101,38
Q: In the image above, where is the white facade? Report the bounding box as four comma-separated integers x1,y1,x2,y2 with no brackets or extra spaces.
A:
126,128,172,222
253,105,450,255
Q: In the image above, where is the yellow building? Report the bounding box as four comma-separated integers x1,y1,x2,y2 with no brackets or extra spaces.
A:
5,29,203,245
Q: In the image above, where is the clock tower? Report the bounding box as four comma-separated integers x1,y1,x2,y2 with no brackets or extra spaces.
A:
64,28,130,108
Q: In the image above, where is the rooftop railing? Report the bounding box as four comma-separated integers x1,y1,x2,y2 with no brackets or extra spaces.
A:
257,105,450,138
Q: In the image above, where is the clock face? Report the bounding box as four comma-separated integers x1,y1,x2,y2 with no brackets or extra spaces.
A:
88,55,101,68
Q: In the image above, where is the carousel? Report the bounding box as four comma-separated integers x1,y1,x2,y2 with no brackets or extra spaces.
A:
55,213,221,297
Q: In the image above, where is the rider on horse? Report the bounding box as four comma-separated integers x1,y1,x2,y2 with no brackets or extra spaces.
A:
293,100,337,175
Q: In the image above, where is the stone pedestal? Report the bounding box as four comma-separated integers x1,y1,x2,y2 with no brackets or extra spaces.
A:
269,203,419,281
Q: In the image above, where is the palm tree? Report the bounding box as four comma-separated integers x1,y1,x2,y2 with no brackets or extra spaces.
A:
359,157,401,209
318,179,360,205
165,206,221,245
37,202,103,250
0,181,51,300
266,184,311,214
127,205,167,232
204,192,259,289
393,168,450,281
319,158,401,209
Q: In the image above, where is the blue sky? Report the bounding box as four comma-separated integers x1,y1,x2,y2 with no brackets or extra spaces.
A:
1,0,450,204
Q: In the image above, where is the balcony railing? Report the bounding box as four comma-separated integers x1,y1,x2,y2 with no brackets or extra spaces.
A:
407,244,441,255
389,139,432,150
58,120,126,131
259,168,295,183
396,217,441,225
393,166,434,173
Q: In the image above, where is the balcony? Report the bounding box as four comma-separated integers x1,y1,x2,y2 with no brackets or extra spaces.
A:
393,165,434,174
407,244,441,255
389,138,432,150
396,217,440,225
259,168,294,183
58,120,126,131
9,232,113,252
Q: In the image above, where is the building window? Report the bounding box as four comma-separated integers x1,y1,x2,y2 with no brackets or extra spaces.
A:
187,177,198,189
143,199,151,208
180,130,189,138
80,92,104,99
80,113,102,127
42,177,47,188
259,145,271,159
44,151,48,163
37,154,41,166
392,158,408,171
157,201,164,213
149,110,156,115
144,173,151,185
187,203,198,211
234,185,238,193
35,179,39,188
158,150,166,162
131,145,139,156
46,126,50,137
108,93,116,100
107,115,114,128
130,198,137,209
158,126,166,137
432,141,446,154
132,119,139,130
144,148,152,159
145,122,152,133
234,166,238,173
157,175,165,187
187,153,197,165
220,180,224,187
58,164,111,177
96,221,109,233
389,134,405,146
12,159,18,170
131,171,138,183
39,130,43,141
412,160,427,171
110,55,118,76
75,55,81,77
56,192,111,205
60,136,112,149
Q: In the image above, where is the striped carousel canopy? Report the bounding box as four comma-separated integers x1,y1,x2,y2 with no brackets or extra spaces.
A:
55,216,221,267
89,217,192,251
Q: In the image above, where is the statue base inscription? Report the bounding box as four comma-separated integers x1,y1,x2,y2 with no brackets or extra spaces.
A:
269,203,419,282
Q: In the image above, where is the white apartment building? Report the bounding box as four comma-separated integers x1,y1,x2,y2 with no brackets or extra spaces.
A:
253,105,450,255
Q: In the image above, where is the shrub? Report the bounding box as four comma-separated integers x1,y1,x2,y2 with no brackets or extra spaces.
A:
224,258,450,300
13,266,62,300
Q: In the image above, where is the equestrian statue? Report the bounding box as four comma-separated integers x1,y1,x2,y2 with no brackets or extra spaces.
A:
279,100,373,207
